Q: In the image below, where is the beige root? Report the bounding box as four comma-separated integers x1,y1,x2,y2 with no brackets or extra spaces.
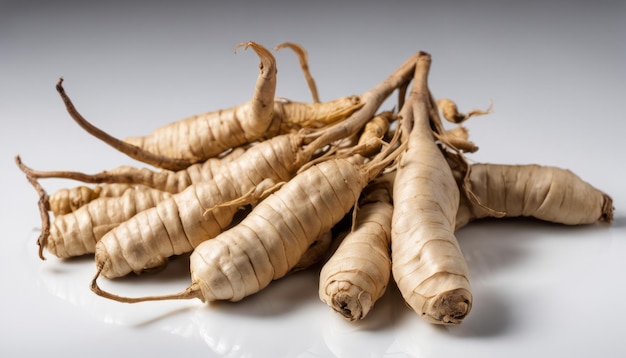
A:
57,42,361,170
391,53,472,325
37,146,247,212
85,51,418,278
14,43,615,329
90,125,405,303
47,187,172,258
319,173,394,321
455,163,614,230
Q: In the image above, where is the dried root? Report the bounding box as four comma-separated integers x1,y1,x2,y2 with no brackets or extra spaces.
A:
15,42,612,329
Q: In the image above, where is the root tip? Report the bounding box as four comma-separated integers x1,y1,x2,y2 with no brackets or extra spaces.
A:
426,288,473,325
601,193,614,223
56,77,64,89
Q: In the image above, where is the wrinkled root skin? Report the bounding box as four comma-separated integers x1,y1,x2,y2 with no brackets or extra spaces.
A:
423,288,472,325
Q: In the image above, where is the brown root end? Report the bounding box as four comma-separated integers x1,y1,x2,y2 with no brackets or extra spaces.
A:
329,287,372,321
600,193,614,224
424,288,473,325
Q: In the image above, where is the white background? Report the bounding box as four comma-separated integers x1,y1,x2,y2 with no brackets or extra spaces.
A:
2,1,625,357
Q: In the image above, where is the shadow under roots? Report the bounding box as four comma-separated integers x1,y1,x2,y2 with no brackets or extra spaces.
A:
111,253,192,286
447,284,512,338
205,264,324,318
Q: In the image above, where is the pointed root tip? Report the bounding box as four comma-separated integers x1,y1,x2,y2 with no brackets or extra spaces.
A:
37,233,47,260
14,155,26,172
273,41,304,55
273,41,291,51
56,77,64,92
417,51,432,62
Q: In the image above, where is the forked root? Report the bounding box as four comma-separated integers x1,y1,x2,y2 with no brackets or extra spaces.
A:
90,264,204,303
15,156,50,260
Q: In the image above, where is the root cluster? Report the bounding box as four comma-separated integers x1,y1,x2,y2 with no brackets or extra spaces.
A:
17,41,613,326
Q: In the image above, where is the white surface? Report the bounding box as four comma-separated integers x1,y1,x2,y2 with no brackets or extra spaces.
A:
2,1,625,357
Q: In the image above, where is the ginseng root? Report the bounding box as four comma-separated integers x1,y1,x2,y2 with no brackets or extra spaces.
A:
65,133,305,270
57,41,274,169
48,183,171,216
48,185,110,216
16,43,615,330
45,131,323,262
25,49,415,261
57,42,362,170
44,112,391,262
77,52,418,277
90,126,405,303
455,163,614,229
34,146,247,215
391,52,472,325
319,173,394,321
46,186,172,258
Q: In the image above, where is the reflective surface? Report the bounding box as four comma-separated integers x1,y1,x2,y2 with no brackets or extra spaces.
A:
12,217,624,357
